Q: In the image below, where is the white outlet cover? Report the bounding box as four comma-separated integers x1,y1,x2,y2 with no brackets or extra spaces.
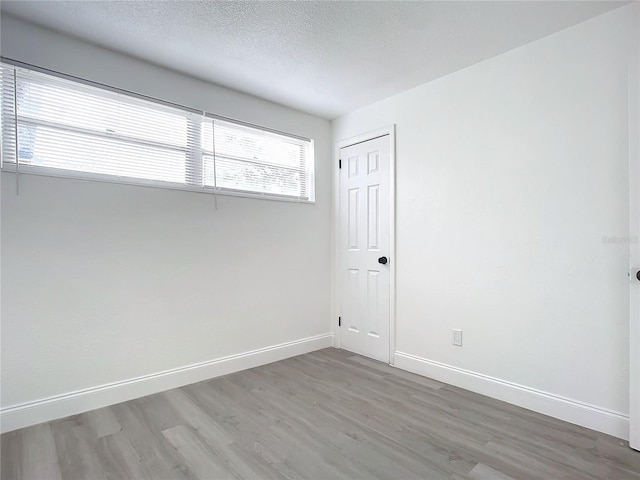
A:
452,329,463,346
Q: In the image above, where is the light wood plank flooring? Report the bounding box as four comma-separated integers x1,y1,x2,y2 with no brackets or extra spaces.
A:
2,348,639,479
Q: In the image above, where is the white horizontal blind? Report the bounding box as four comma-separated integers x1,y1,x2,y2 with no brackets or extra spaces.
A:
0,62,314,201
1,65,17,167
202,119,313,199
11,67,198,185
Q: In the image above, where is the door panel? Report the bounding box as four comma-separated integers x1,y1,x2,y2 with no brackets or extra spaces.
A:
339,135,390,363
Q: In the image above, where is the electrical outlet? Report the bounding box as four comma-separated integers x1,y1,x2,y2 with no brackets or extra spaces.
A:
452,329,463,346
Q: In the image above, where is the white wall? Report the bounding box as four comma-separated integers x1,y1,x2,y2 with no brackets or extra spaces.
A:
333,4,638,437
0,16,332,425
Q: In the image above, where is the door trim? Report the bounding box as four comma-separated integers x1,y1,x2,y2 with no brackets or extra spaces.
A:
628,54,640,450
333,125,396,365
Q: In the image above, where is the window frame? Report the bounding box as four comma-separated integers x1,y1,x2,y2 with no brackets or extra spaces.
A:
0,59,316,204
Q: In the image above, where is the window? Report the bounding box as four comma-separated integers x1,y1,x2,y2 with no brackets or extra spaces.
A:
0,63,314,202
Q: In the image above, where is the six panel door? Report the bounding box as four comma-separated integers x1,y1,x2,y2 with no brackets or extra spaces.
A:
339,135,391,363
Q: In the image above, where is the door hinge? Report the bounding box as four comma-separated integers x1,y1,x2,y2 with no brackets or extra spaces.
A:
339,159,342,169
338,316,342,327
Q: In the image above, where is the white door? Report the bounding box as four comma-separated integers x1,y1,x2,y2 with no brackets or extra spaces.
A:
339,135,391,363
629,58,640,451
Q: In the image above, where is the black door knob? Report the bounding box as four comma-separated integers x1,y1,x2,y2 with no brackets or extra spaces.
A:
637,270,640,282
378,256,388,265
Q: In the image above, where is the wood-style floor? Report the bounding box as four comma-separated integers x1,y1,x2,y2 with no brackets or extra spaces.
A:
2,348,639,480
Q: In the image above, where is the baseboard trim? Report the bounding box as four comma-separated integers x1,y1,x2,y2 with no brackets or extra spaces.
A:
1,333,333,433
394,351,629,440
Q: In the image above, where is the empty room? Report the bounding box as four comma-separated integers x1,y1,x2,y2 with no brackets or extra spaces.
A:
1,1,639,478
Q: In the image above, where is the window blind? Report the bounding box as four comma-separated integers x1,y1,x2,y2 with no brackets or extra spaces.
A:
0,62,315,202
1,65,17,170
202,119,313,199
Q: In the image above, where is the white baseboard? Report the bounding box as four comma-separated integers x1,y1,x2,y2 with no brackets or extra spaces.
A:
1,333,333,433
394,351,629,440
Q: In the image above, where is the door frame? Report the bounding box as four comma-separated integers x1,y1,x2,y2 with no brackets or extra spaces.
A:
629,54,640,450
333,125,396,364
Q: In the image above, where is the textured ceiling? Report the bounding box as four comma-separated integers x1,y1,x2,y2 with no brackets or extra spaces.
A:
0,1,627,119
